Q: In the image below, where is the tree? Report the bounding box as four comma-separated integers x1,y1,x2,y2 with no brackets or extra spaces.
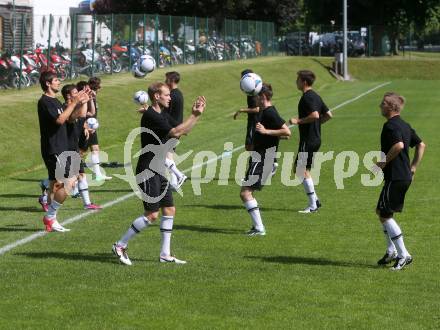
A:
93,0,300,33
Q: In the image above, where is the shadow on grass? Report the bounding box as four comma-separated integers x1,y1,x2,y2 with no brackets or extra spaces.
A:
15,251,150,264
0,226,40,232
90,189,133,193
182,204,287,212
0,193,39,198
10,178,41,183
187,177,238,182
0,206,41,213
245,255,375,269
174,224,242,235
311,58,334,73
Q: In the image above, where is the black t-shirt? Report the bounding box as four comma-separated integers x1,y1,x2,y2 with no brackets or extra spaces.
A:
37,94,68,157
64,102,86,152
298,89,329,143
165,88,184,126
381,115,422,181
137,106,178,169
247,95,258,123
66,116,86,152
253,105,285,152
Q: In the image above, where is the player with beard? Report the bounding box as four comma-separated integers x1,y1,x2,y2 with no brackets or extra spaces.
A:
112,82,206,266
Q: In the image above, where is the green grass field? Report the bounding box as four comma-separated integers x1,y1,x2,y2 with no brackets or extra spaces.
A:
0,56,439,329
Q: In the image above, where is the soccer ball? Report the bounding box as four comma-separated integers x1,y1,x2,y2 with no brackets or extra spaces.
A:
131,55,156,79
132,61,146,79
86,117,99,130
133,90,149,105
139,55,156,73
240,72,263,96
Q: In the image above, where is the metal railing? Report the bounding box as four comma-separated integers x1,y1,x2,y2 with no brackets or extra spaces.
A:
281,25,440,58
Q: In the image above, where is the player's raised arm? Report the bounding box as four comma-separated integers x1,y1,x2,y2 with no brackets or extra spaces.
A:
234,106,259,119
168,96,206,138
56,90,87,125
86,87,97,117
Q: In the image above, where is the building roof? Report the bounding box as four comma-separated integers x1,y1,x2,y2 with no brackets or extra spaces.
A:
0,0,32,6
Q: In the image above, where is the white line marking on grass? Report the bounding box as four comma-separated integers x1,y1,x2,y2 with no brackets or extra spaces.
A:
330,82,391,111
0,81,391,256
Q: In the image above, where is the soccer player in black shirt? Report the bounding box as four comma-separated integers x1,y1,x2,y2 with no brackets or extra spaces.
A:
61,84,102,210
289,70,332,213
374,92,425,270
37,71,88,232
234,70,280,175
240,83,291,236
234,69,260,151
164,71,187,190
165,71,184,124
78,78,112,181
112,82,206,265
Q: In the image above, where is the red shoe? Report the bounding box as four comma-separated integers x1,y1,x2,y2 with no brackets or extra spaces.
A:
38,196,49,212
84,203,102,210
43,216,55,232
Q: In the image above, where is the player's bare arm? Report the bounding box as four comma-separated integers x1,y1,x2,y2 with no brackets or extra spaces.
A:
56,91,87,125
86,88,96,117
410,141,426,176
288,111,319,125
169,96,206,138
137,105,148,113
255,122,291,138
69,96,89,123
320,111,333,124
233,107,259,119
376,142,404,169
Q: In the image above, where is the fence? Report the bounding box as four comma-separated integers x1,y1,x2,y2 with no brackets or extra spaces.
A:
0,13,276,90
281,25,440,58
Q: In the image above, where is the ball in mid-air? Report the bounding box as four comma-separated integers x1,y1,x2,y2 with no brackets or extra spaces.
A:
86,117,99,130
132,61,146,79
240,72,263,96
138,55,156,74
133,90,149,105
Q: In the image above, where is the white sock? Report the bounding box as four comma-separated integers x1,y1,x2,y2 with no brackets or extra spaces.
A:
160,216,174,257
91,152,102,177
170,172,178,187
78,177,91,206
244,199,264,231
71,181,79,196
165,157,184,180
383,218,409,258
46,200,62,219
118,215,150,247
382,224,396,254
41,194,48,204
302,178,317,209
